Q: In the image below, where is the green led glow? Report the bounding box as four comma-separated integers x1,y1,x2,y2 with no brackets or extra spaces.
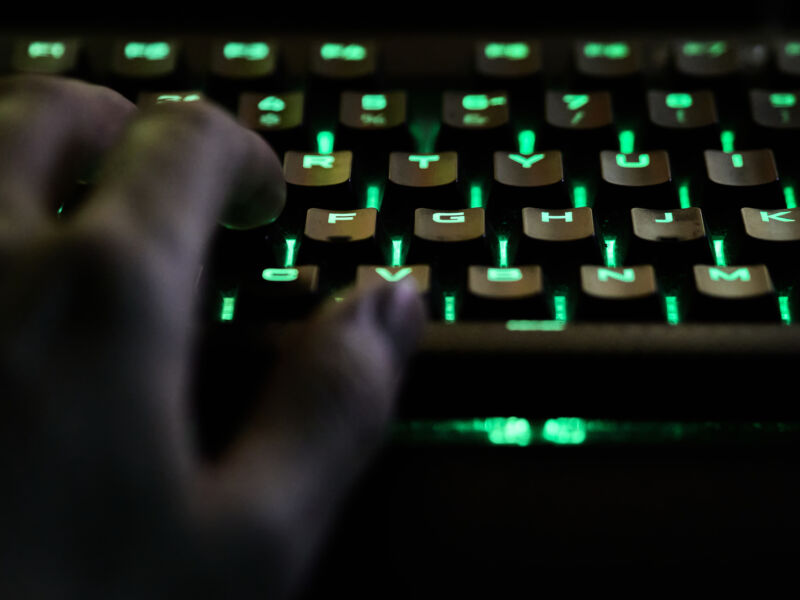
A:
408,154,439,169
376,266,411,282
604,237,618,267
683,41,726,57
219,295,236,322
486,417,534,446
497,236,509,267
584,42,630,59
770,93,796,108
784,185,797,209
487,267,521,282
262,268,299,282
598,267,635,282
665,295,680,325
365,184,382,210
786,42,800,56
731,153,744,168
618,130,635,154
316,131,335,154
572,184,588,208
506,320,566,332
224,42,269,60
665,93,693,109
391,238,404,267
284,237,298,267
469,183,483,208
709,267,750,282
258,96,286,112
361,94,387,111
508,153,544,168
462,94,505,110
408,120,440,154
28,41,65,59
124,41,170,61
320,43,366,61
56,204,64,216
553,295,568,321
570,111,585,125
443,294,456,322
517,130,536,154
484,42,530,60
616,153,649,168
780,296,792,324
679,181,691,208
721,130,735,153
562,94,590,110
712,238,727,267
543,417,587,445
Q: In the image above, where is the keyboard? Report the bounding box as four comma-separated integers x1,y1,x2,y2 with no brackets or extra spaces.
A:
5,24,800,582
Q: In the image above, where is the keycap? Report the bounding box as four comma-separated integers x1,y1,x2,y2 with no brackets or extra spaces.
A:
475,40,541,80
337,91,412,157
673,40,739,80
310,40,377,81
463,266,550,319
646,90,720,160
577,265,662,321
774,40,800,78
409,208,489,274
438,91,514,168
689,264,779,321
598,150,674,212
237,265,321,321
702,149,782,210
109,39,182,96
11,38,80,75
627,207,712,268
518,207,603,268
574,40,641,79
748,90,800,172
740,207,800,273
283,151,355,218
238,91,306,157
356,264,433,312
383,152,460,230
299,208,382,285
210,39,277,80
543,91,615,162
491,151,570,210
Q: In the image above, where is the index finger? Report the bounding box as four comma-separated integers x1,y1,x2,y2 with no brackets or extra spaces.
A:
80,100,285,265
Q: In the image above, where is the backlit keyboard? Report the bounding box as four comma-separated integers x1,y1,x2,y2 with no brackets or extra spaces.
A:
6,26,800,580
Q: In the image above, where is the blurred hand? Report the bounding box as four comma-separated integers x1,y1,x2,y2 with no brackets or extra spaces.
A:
0,76,424,598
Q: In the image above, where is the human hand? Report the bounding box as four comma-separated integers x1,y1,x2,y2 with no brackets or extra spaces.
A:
0,76,425,598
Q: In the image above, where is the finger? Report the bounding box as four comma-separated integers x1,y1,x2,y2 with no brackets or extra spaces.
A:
81,100,285,271
193,282,425,595
0,76,135,228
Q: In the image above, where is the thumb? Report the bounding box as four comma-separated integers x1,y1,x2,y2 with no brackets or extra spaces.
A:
194,281,425,595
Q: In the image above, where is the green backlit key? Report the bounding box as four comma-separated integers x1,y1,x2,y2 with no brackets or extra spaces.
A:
674,39,739,80
646,90,720,163
338,91,412,156
463,265,550,320
776,40,800,77
310,40,377,81
283,151,355,218
409,208,489,275
475,40,541,80
137,90,205,107
543,90,615,164
356,265,433,310
11,38,80,75
749,90,800,174
689,264,779,322
703,149,782,210
598,150,675,212
627,207,712,269
299,208,382,286
518,207,603,270
210,39,277,80
740,207,800,275
238,91,306,158
491,151,570,211
577,265,662,321
574,40,641,80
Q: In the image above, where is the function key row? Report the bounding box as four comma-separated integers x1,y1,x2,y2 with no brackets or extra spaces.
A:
10,37,800,82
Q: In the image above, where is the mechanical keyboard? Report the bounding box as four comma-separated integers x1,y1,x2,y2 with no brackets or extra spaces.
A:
5,23,800,583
